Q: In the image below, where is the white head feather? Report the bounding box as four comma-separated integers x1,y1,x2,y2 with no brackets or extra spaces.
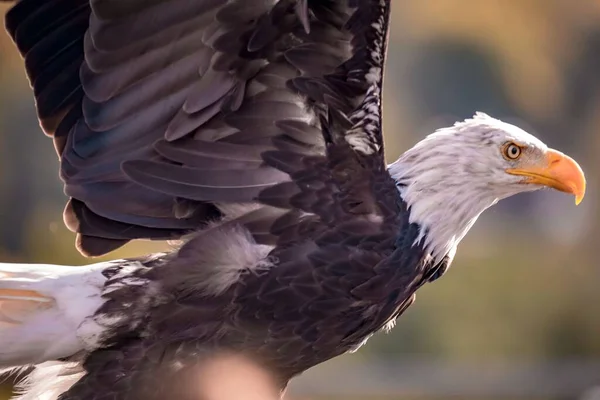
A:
388,112,549,262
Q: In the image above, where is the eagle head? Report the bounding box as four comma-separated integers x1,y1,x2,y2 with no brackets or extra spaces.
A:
388,112,586,261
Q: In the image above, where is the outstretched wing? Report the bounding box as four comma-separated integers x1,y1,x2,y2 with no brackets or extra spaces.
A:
2,0,392,256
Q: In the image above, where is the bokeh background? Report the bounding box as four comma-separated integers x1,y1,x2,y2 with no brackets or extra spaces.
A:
1,1,599,399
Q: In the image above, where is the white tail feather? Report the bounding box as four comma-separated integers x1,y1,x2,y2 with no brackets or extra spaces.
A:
11,361,84,400
0,262,113,368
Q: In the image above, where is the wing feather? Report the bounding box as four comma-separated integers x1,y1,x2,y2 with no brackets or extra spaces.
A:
3,0,395,256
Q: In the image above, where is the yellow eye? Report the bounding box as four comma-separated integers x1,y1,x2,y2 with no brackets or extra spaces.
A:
503,143,522,160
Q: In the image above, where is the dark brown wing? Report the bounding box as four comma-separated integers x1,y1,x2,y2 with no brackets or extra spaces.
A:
59,145,429,399
58,143,431,399
2,0,392,256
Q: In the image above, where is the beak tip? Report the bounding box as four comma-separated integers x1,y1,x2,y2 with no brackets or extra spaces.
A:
548,149,586,206
570,177,586,206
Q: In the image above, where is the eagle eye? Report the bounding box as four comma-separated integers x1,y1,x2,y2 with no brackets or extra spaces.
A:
503,143,522,160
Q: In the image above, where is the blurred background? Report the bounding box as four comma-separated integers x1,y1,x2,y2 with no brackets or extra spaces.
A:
0,1,599,399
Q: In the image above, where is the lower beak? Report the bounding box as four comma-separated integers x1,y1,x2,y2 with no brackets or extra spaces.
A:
506,149,586,205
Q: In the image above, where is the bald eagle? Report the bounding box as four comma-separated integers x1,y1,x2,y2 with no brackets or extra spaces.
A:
0,0,586,399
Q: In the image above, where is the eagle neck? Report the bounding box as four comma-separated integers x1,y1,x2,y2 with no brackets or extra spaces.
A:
388,162,500,263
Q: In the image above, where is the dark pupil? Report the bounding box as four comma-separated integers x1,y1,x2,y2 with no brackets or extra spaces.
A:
510,146,518,156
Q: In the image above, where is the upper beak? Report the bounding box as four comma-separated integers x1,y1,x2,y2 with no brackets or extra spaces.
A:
506,149,586,205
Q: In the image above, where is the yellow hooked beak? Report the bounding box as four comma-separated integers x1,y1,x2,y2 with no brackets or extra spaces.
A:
506,149,586,205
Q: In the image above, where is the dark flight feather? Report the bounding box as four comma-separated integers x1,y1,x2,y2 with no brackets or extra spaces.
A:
3,0,393,256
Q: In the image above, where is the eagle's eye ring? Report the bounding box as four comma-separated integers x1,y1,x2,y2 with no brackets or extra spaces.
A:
503,143,522,160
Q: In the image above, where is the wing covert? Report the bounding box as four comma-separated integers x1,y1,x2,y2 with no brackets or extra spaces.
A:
2,0,393,255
